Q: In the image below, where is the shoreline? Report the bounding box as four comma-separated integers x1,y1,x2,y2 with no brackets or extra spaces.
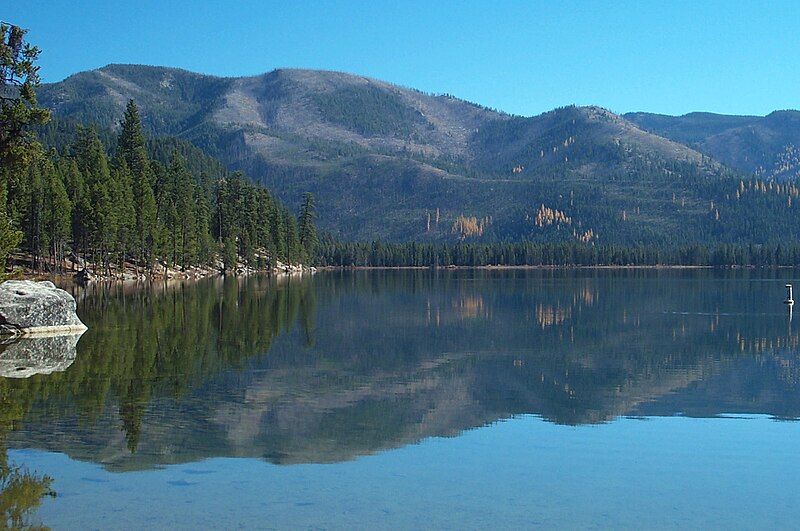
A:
316,264,794,271
7,252,315,283
13,268,316,285
11,263,800,283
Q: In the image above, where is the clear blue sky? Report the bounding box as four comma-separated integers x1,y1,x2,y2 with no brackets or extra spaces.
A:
6,0,800,117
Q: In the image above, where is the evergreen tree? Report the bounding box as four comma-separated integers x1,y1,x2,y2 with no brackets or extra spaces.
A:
117,100,157,270
22,160,44,270
284,207,301,265
63,159,91,269
73,128,116,273
298,192,318,264
270,207,286,265
193,173,215,265
44,162,71,272
164,152,199,268
110,154,136,272
0,209,20,273
0,24,49,167
222,236,237,273
0,24,47,273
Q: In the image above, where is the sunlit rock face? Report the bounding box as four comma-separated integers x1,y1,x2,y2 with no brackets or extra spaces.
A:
0,332,84,378
0,280,87,335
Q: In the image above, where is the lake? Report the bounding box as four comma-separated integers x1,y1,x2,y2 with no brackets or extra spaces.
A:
2,269,800,529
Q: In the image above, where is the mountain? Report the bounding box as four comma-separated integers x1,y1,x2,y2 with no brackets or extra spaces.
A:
37,65,800,244
41,65,702,164
626,110,800,181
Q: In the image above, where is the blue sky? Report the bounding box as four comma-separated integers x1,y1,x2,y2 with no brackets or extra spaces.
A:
6,1,799,117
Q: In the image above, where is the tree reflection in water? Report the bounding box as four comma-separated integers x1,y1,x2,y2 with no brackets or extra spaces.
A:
0,388,54,530
2,270,800,472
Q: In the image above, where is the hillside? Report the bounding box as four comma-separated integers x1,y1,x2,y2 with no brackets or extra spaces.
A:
626,110,800,181
38,65,800,244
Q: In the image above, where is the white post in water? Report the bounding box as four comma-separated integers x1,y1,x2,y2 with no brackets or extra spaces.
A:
785,284,794,306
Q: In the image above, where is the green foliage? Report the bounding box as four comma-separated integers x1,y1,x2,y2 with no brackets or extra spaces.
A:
313,84,427,137
318,239,800,268
0,24,48,274
212,172,305,270
298,192,318,264
0,24,49,168
0,209,21,274
4,99,313,274
117,100,157,267
0,459,53,529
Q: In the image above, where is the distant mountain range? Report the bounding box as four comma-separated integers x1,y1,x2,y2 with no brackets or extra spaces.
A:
37,65,800,244
625,110,800,180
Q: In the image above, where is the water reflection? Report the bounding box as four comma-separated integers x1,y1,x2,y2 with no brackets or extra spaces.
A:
0,333,83,379
0,381,54,529
1,270,800,471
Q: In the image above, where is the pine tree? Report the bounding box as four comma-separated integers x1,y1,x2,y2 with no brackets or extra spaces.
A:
63,159,91,270
298,192,318,264
0,24,49,167
284,208,301,265
222,236,237,273
117,100,157,270
270,205,286,265
23,159,44,271
193,173,215,265
255,188,276,267
166,152,198,268
73,128,116,273
0,208,21,273
110,154,136,272
44,163,71,272
0,24,47,274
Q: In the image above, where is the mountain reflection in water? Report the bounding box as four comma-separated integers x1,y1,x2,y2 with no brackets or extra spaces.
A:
1,270,799,473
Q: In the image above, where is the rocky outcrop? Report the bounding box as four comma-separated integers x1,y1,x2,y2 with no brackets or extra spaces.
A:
273,260,316,275
0,333,82,378
0,280,88,336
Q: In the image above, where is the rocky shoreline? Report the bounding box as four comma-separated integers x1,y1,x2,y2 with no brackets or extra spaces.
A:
11,253,316,283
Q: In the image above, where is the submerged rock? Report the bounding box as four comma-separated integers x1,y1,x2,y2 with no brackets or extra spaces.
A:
0,333,82,378
0,280,88,336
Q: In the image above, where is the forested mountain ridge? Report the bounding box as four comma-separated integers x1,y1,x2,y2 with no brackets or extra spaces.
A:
39,64,712,173
626,110,800,180
37,64,800,245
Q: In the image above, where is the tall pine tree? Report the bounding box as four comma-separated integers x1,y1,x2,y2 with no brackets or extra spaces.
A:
117,100,157,270
298,192,318,264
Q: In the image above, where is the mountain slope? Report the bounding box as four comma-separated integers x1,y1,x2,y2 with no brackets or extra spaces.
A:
37,65,800,244
626,110,800,180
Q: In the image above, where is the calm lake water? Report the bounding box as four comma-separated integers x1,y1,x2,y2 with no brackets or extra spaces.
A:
2,269,800,529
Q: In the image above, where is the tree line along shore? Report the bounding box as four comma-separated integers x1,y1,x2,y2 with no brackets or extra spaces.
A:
315,240,800,268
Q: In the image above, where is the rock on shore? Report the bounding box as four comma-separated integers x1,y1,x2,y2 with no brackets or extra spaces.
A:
0,280,88,336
